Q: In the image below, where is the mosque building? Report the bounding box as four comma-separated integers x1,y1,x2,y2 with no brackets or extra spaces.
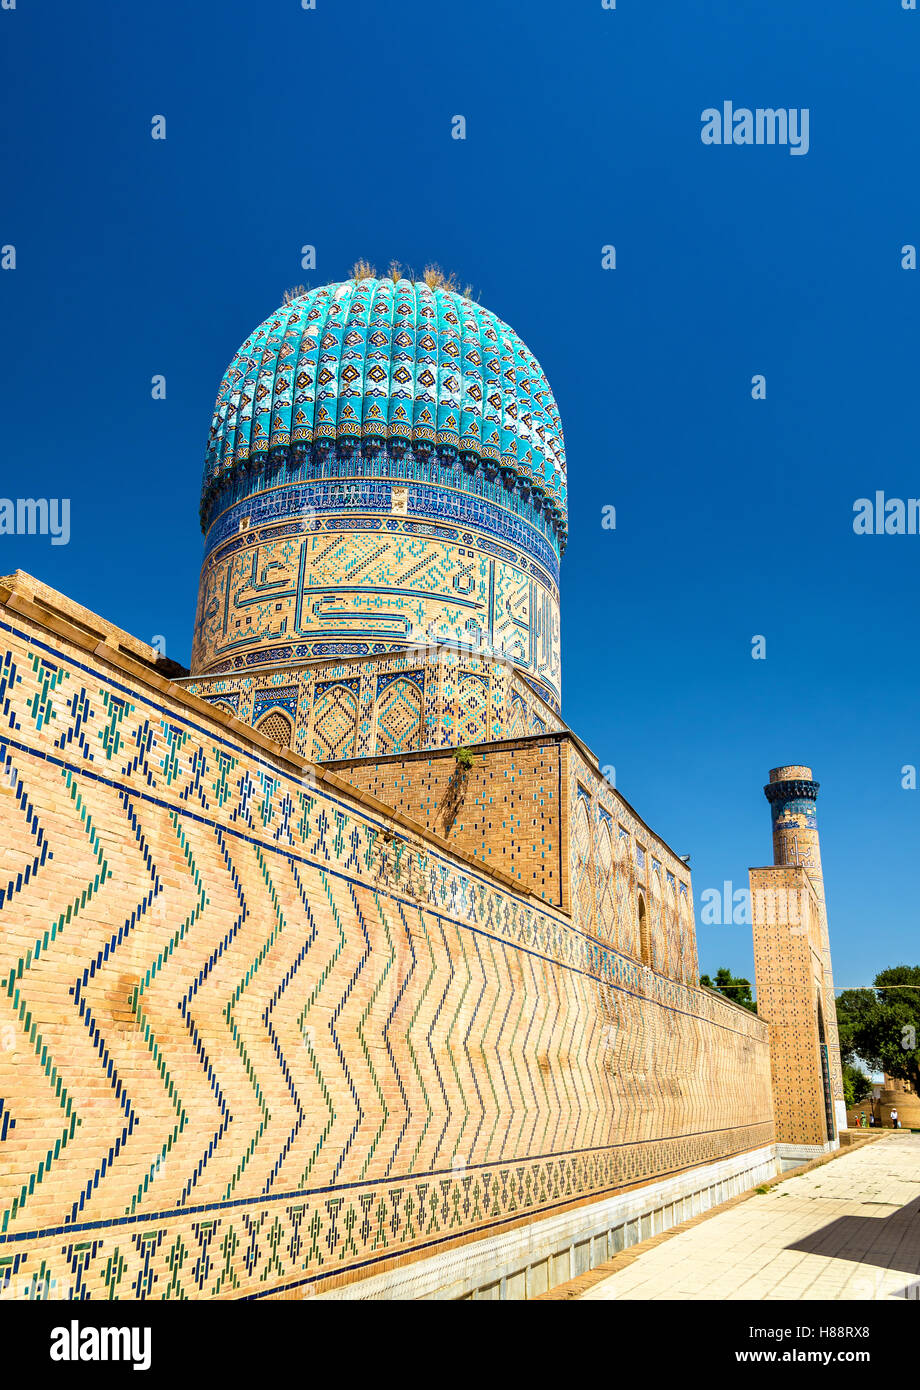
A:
188,273,566,753
0,270,843,1300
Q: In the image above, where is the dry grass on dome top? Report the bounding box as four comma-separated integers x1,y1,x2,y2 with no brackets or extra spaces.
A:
281,260,476,306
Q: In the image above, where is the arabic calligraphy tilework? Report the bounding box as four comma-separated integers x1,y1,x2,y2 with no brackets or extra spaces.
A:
192,516,562,710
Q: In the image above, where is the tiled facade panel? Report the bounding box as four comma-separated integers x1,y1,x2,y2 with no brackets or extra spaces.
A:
0,599,772,1301
192,517,562,708
183,648,563,764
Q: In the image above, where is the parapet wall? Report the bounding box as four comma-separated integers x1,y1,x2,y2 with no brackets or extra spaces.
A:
0,578,773,1300
329,738,566,905
331,736,698,987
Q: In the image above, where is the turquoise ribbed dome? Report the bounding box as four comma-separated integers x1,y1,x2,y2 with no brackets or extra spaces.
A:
201,277,567,539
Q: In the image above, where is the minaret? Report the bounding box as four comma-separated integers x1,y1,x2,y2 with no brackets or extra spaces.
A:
751,766,846,1162
765,765,824,886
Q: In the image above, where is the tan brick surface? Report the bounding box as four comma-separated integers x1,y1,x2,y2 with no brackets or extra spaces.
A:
0,579,773,1300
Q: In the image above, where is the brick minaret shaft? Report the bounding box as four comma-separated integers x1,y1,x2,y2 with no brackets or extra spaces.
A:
766,764,825,894
757,765,845,1140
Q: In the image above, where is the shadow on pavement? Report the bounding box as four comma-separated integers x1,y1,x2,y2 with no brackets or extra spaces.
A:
787,1192,920,1281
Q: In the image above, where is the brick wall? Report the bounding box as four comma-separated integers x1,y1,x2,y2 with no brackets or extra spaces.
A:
751,865,830,1147
0,579,774,1300
332,737,699,988
329,739,566,905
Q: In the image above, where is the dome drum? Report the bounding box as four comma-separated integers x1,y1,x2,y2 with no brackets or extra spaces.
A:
200,439,563,547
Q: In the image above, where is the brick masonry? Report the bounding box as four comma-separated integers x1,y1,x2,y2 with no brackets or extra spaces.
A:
329,735,698,987
751,767,845,1150
0,577,773,1299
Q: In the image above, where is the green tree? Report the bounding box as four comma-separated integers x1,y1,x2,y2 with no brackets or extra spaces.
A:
842,1062,873,1109
836,965,920,1094
700,966,757,1014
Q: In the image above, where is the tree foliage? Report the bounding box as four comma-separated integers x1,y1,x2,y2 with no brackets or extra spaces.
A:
842,1062,873,1109
700,967,757,1014
836,965,920,1093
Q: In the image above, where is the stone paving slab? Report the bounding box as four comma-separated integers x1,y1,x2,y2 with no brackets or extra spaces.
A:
576,1135,920,1301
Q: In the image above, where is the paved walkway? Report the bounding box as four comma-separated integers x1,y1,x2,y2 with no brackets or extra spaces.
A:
580,1134,920,1300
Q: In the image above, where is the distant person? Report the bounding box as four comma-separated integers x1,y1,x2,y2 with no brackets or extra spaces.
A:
890,1108,900,1128
869,1112,876,1126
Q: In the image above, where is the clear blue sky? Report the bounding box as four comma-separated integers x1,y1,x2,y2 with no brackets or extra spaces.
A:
1,0,917,993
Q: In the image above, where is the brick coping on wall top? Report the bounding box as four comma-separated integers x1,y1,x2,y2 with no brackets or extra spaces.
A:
4,571,690,883
0,569,189,677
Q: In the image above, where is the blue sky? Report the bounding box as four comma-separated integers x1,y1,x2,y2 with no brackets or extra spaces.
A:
1,0,917,993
